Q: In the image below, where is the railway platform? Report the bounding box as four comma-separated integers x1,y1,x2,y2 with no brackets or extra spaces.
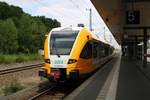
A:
65,52,150,100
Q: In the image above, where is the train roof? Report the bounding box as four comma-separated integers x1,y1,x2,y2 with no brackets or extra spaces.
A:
87,30,108,45
50,27,113,47
51,26,82,32
90,31,113,47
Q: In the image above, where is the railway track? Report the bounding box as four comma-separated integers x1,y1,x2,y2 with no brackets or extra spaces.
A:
28,82,83,100
0,63,43,75
28,84,57,100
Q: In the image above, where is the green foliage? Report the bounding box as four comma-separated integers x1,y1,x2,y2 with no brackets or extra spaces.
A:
2,80,24,95
0,55,5,63
0,2,23,20
34,16,61,32
15,54,26,63
0,54,16,64
0,1,61,54
0,19,18,54
0,54,42,64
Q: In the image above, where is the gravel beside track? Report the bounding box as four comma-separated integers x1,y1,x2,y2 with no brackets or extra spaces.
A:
0,63,43,75
0,60,43,70
0,80,51,100
0,81,83,100
28,82,83,100
0,63,43,86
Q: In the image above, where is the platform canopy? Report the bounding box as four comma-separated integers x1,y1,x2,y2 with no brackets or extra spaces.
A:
91,0,150,45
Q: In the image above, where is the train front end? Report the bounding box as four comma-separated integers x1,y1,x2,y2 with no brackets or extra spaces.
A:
39,28,80,81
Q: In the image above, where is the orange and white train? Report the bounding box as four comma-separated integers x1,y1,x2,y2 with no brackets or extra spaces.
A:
39,27,114,82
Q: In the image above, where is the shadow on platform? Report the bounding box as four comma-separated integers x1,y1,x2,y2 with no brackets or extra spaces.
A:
116,56,150,100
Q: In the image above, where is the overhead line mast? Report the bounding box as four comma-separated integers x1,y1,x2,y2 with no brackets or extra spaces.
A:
86,8,92,31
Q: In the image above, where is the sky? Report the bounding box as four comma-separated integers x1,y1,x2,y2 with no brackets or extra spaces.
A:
0,0,120,48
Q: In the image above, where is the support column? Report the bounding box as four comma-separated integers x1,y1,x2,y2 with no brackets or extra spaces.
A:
135,36,138,59
143,28,147,68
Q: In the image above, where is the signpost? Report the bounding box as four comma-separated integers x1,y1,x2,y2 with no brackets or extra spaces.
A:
126,11,140,24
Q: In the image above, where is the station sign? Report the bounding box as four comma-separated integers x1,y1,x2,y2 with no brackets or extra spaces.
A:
126,11,140,24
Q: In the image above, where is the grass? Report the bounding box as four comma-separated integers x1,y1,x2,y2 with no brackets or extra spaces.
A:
0,54,43,64
2,80,24,95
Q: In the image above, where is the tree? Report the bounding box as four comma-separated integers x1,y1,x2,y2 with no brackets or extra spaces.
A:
0,2,23,20
0,19,18,54
34,16,61,32
17,14,47,53
33,18,47,49
0,1,61,54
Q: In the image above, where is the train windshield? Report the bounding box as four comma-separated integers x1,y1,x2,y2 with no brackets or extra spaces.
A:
50,30,79,55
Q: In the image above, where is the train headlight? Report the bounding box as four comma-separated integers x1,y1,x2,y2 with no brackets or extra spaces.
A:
68,59,77,64
44,59,50,64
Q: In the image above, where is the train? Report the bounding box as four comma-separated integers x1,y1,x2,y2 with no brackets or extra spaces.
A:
39,27,114,82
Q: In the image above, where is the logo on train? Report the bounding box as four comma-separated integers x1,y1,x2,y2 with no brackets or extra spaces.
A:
54,59,64,64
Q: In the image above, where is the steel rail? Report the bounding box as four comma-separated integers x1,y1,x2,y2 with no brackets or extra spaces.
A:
28,85,57,100
0,63,43,75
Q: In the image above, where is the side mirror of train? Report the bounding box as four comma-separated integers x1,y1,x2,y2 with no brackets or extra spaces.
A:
45,34,48,37
87,35,90,40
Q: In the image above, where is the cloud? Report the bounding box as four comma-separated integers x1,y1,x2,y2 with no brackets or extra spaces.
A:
34,0,89,27
0,0,119,47
0,0,103,31
0,0,41,14
0,0,37,6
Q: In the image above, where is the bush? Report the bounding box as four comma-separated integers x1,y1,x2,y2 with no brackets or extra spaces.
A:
15,54,25,63
0,54,16,64
2,81,24,95
0,55,5,63
0,54,42,64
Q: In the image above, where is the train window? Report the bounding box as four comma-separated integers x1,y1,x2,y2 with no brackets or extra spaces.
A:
93,42,98,58
50,30,79,55
104,47,109,56
80,42,92,59
99,42,105,58
110,47,113,54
